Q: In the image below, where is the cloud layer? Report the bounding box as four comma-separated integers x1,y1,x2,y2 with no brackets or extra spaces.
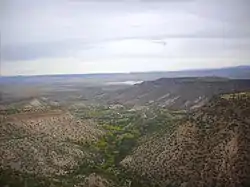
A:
1,0,250,75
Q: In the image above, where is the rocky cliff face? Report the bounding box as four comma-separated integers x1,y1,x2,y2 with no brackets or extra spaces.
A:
0,110,103,176
121,93,250,187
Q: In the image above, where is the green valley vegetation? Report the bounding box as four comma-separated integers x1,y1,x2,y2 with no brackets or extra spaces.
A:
69,106,182,187
0,106,183,187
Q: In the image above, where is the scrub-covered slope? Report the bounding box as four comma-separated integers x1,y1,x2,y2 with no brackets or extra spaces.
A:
121,92,250,187
0,109,103,176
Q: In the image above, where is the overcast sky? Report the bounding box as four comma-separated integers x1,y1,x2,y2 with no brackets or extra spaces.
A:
1,0,250,75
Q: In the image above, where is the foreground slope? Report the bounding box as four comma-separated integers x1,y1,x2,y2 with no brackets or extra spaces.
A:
121,93,250,187
0,109,103,176
109,77,250,109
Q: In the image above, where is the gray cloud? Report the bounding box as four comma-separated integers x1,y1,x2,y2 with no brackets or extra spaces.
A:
3,28,250,62
1,0,250,75
1,40,89,61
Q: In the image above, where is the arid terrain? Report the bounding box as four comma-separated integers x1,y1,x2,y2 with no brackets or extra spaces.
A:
0,72,250,187
121,93,250,187
2,0,250,184
0,108,103,176
107,77,250,109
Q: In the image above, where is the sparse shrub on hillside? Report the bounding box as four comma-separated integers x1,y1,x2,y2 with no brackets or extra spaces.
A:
0,105,184,187
121,94,250,187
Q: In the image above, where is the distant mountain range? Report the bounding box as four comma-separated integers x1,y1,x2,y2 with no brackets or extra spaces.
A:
1,65,250,84
1,65,250,109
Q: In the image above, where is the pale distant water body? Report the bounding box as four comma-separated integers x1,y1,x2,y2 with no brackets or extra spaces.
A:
106,81,143,85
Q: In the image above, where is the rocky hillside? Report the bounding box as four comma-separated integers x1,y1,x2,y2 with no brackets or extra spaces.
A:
109,77,250,109
121,92,250,187
0,109,103,176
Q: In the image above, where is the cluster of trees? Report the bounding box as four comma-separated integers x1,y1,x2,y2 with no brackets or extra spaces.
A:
71,106,182,187
0,108,20,115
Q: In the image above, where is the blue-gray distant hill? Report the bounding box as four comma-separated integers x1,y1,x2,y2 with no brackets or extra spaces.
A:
0,65,249,85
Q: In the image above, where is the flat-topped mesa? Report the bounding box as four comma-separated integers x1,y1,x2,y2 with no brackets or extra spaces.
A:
108,77,250,110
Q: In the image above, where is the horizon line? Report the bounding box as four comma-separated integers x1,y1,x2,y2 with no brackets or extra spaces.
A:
0,65,249,78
